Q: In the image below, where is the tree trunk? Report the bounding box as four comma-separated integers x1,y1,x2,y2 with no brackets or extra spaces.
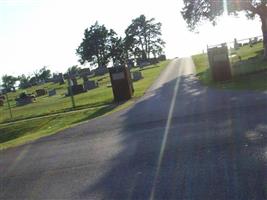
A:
260,15,267,60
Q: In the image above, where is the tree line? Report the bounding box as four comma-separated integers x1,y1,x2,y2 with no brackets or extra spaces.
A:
76,14,165,68
1,67,52,92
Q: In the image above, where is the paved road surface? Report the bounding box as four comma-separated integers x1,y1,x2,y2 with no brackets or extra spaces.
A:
1,58,267,200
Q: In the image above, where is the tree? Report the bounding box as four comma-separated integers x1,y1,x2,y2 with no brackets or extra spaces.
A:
76,22,116,68
181,0,267,59
109,36,127,66
125,15,165,60
18,74,31,89
38,66,51,81
1,75,17,91
67,65,81,76
123,34,137,60
29,76,38,86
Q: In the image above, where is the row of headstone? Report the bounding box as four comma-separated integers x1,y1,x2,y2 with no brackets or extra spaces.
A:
52,73,65,84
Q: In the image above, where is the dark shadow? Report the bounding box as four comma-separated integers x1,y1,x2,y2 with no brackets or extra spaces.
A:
79,74,267,199
71,103,122,125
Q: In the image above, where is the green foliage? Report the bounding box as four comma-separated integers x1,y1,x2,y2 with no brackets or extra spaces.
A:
1,75,18,90
109,36,127,66
38,66,51,81
182,1,267,59
67,65,81,75
182,0,267,31
18,74,31,89
125,15,165,60
76,22,116,68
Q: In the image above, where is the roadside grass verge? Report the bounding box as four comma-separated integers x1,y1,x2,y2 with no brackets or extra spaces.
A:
0,60,170,150
192,42,267,91
0,106,114,150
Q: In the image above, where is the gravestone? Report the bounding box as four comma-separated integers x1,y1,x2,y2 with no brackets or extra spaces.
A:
139,61,150,68
149,58,159,64
84,80,98,91
67,84,84,96
158,55,167,61
48,89,56,96
36,89,47,97
131,71,143,81
16,92,36,106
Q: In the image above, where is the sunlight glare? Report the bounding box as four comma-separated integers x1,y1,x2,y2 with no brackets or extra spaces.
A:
223,0,228,15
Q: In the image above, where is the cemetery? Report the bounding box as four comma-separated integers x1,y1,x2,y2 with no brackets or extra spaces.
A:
0,61,169,124
192,37,267,90
0,60,169,150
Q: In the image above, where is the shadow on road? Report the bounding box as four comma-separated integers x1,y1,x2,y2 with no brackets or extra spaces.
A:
80,74,267,199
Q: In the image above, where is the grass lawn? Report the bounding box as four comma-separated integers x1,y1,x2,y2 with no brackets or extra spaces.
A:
192,42,267,91
0,60,170,150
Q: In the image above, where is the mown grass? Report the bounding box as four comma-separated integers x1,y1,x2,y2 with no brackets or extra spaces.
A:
0,60,170,150
192,42,267,91
0,106,114,150
0,61,169,123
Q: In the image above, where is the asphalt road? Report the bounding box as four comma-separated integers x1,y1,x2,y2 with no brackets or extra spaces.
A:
1,58,267,200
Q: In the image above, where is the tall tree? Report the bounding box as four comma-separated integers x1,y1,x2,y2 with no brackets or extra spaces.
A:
181,0,267,59
38,66,51,81
76,22,116,68
1,75,17,91
125,15,165,60
18,74,31,89
109,36,127,66
123,34,137,60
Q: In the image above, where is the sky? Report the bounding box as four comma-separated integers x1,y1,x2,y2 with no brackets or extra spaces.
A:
0,0,263,80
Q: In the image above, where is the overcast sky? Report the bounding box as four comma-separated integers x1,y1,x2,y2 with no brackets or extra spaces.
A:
0,0,263,79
